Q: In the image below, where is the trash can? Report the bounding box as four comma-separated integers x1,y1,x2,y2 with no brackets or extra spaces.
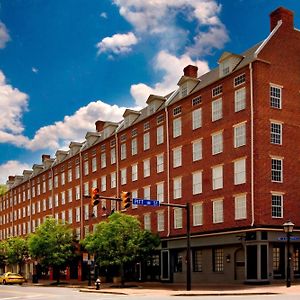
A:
32,274,38,283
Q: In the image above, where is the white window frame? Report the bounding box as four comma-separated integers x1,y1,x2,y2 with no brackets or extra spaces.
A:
234,87,246,112
212,131,223,155
235,194,247,220
270,121,282,145
192,108,202,130
120,143,127,160
270,85,282,109
173,177,182,199
132,164,138,181
111,172,116,188
213,199,224,223
192,139,202,162
173,117,182,138
192,171,203,195
212,165,223,190
121,168,127,185
234,122,246,148
271,158,283,183
156,182,164,202
193,203,203,226
101,152,106,168
131,138,138,155
234,158,246,185
143,132,150,150
156,153,164,173
271,193,283,218
157,125,164,145
212,98,222,121
174,208,183,229
157,211,165,232
173,147,182,168
143,159,150,178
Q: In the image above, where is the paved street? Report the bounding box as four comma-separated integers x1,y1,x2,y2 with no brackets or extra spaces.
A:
2,284,300,300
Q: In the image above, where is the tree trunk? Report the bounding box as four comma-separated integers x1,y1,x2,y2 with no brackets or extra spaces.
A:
120,263,125,287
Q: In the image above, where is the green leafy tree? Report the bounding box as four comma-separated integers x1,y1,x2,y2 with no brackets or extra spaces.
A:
28,217,75,283
0,184,7,196
82,212,160,286
0,240,7,267
5,236,29,273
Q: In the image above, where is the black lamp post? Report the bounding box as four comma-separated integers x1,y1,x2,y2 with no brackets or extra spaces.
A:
283,220,294,288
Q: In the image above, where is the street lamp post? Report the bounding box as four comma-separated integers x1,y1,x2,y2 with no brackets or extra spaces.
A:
283,220,294,288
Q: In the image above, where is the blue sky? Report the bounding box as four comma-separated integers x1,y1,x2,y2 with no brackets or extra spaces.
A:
0,0,299,184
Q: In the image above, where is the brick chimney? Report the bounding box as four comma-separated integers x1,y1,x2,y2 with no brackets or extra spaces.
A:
270,7,294,32
95,120,105,132
8,176,15,181
183,65,198,78
42,154,51,162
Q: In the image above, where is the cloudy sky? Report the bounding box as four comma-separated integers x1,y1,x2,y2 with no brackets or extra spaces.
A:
0,0,299,184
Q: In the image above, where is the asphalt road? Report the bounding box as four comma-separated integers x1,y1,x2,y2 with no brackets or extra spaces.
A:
1,285,300,300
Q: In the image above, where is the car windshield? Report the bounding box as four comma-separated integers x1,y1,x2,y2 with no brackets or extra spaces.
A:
9,273,20,276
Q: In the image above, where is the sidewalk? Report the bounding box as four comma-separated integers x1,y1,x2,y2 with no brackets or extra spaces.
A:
25,279,300,296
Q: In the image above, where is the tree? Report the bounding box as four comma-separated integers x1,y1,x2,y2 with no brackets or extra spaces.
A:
0,240,7,268
82,212,160,286
0,184,7,196
28,217,75,283
5,236,29,274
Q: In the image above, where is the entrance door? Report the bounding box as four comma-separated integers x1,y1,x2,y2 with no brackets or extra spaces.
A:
273,244,285,279
235,248,245,281
161,250,170,281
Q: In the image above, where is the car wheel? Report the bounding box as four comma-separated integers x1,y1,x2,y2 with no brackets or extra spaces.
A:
3,279,6,285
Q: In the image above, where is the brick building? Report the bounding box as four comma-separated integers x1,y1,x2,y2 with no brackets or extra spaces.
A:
1,7,300,284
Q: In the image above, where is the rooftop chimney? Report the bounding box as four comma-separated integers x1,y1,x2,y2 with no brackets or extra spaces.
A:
8,176,15,181
270,7,294,32
42,154,51,162
183,65,198,78
95,120,105,132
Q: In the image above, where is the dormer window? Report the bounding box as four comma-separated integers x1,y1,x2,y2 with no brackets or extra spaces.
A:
148,103,156,115
181,84,188,98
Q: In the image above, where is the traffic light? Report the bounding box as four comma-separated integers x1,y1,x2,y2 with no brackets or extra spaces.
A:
91,187,100,206
121,191,131,209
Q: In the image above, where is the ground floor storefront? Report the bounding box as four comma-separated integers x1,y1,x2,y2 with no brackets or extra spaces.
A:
2,228,300,285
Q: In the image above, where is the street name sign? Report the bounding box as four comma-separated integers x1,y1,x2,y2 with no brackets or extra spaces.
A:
278,236,300,241
132,198,160,207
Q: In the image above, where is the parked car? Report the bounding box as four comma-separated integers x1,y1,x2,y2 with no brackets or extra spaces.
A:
0,272,25,285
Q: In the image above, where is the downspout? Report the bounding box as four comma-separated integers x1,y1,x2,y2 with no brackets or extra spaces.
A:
79,150,83,240
250,62,255,227
115,132,119,209
51,166,54,217
165,106,171,237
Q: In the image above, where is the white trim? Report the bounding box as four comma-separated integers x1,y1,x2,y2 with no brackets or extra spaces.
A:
270,191,285,195
269,119,284,124
269,82,283,89
255,20,282,58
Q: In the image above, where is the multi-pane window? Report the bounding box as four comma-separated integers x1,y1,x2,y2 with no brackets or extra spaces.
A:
272,194,283,218
156,153,164,173
212,98,222,121
157,114,164,124
270,85,282,109
131,138,138,155
144,213,151,231
84,161,89,176
213,199,224,223
143,159,150,177
75,186,80,200
192,108,202,130
173,106,182,116
173,177,182,199
173,117,182,138
193,203,203,226
61,191,65,205
120,143,126,160
157,211,165,232
271,158,283,182
193,250,203,272
48,196,53,209
75,165,80,179
131,189,138,209
235,87,246,112
54,176,58,188
271,122,282,145
92,157,97,172
83,182,89,196
75,207,80,222
192,171,202,195
212,131,223,155
213,248,224,272
156,182,164,202
110,148,116,164
84,204,89,220
234,122,246,148
212,165,223,190
192,139,202,161
234,73,246,87
157,126,164,145
68,189,72,203
61,173,65,186
68,169,72,182
143,186,150,200
234,158,246,185
192,95,202,106
121,168,127,185
132,164,138,181
101,176,106,192
101,153,106,168
174,208,183,229
173,147,182,168
212,85,222,97
111,172,116,188
143,132,150,150
54,194,59,207
235,194,247,220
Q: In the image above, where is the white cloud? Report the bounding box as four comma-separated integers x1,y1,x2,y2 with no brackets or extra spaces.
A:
0,71,29,135
0,21,10,49
100,12,107,18
131,50,209,106
96,32,138,55
32,67,39,73
0,160,31,184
